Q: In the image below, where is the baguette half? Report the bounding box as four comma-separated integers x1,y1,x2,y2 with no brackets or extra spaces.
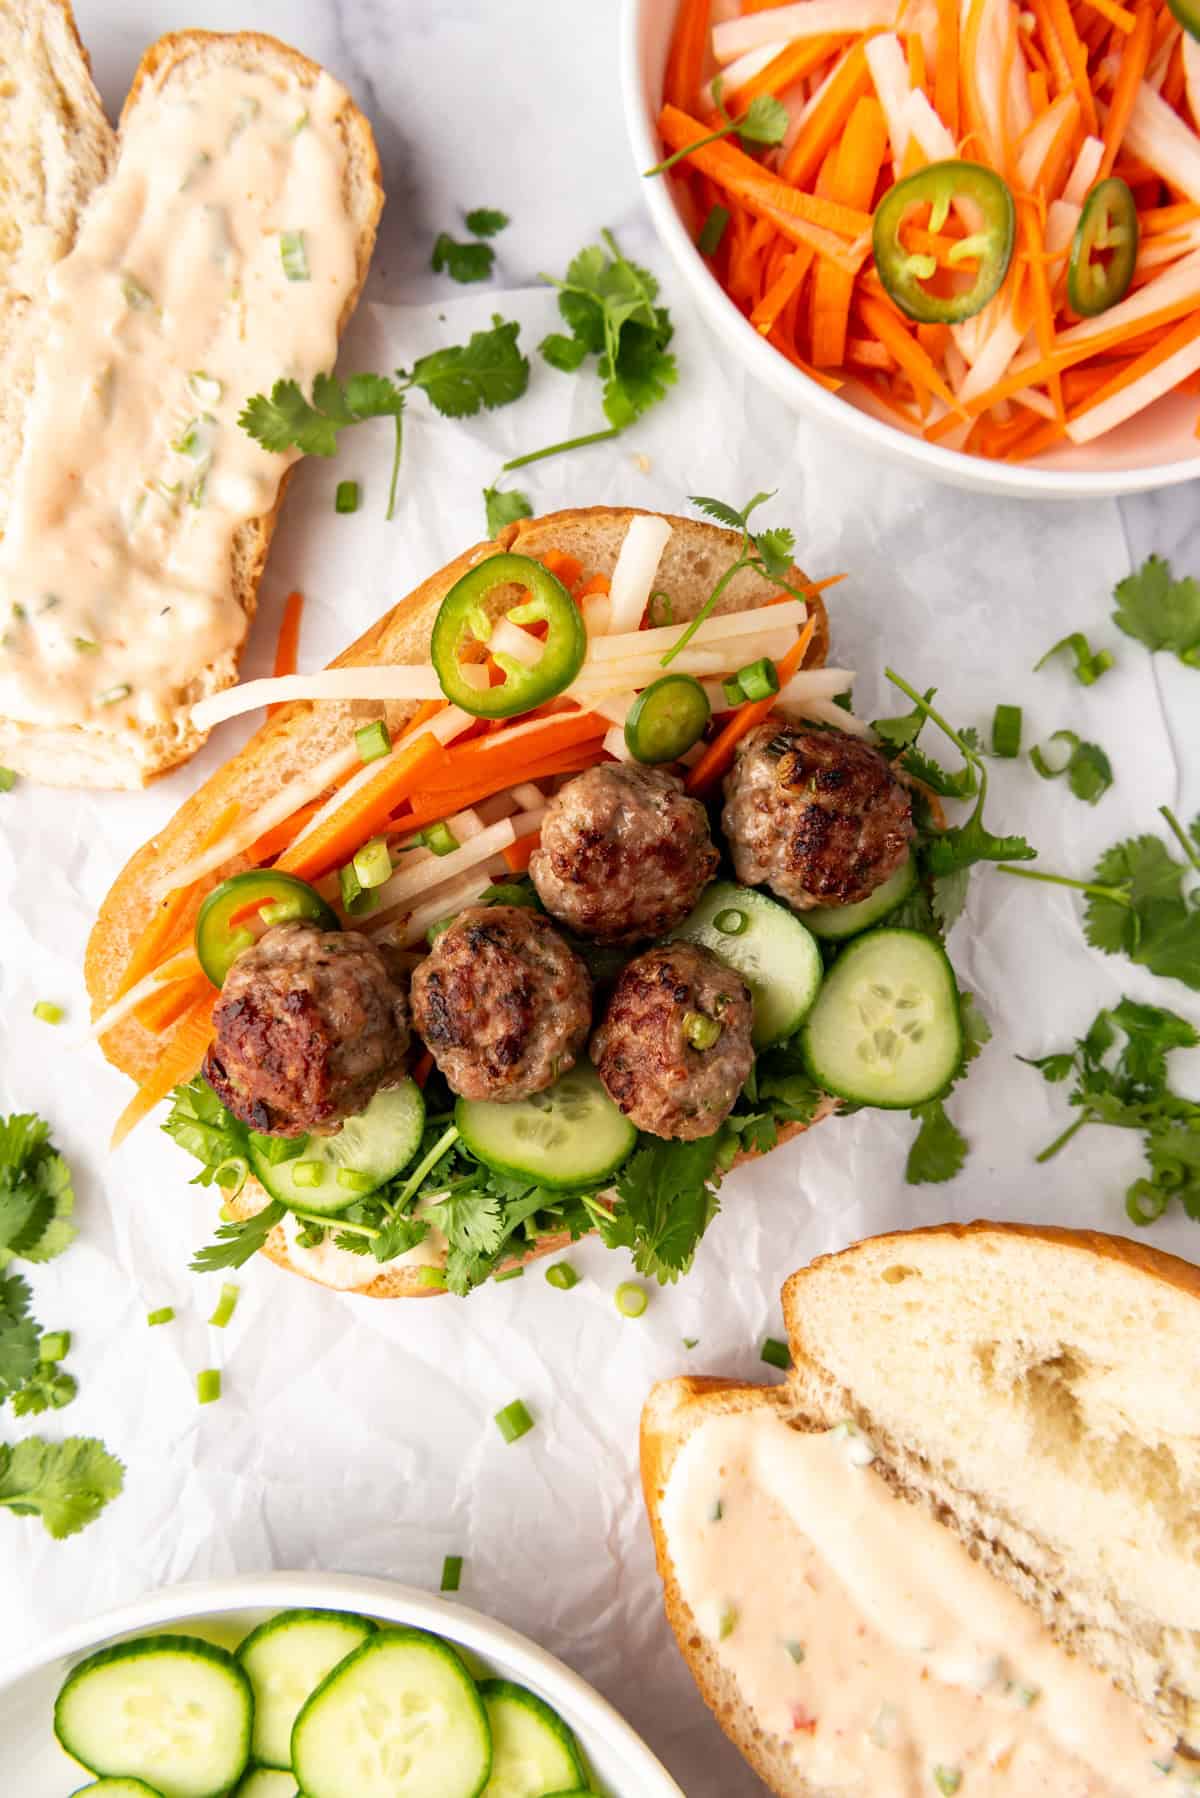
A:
642,1221,1200,1794
86,507,833,1297
0,27,383,788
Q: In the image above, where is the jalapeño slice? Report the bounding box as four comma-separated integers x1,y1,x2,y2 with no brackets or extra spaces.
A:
624,673,711,763
873,160,1016,325
431,553,586,719
195,871,338,986
1068,178,1139,318
1167,0,1200,42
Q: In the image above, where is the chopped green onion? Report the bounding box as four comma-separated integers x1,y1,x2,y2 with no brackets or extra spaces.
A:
545,1262,580,1290
735,656,779,702
33,1001,64,1025
147,1307,175,1327
683,1010,722,1051
416,1266,448,1288
426,916,455,947
441,1554,463,1592
933,1769,962,1796
991,703,1022,758
494,1398,535,1443
683,1337,699,1349
721,675,744,709
353,836,393,890
258,900,300,927
213,1156,249,1198
336,480,359,515
292,1160,325,1189
121,271,155,310
1126,1177,1168,1226
97,684,132,707
39,1331,70,1364
1029,735,1075,780
339,860,380,917
356,719,392,763
337,1167,376,1194
1034,630,1114,686
74,636,100,654
761,1337,791,1370
208,1284,239,1329
187,370,223,405
423,821,460,857
0,767,15,792
708,1498,723,1521
493,1265,524,1283
615,1281,648,1318
698,204,731,257
785,1640,806,1663
1030,730,1113,804
280,230,310,281
714,907,748,936
197,1369,222,1405
718,1602,738,1640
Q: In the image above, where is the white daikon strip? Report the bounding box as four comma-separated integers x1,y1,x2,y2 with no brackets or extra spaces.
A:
1137,224,1200,273
603,725,635,762
490,618,542,667
571,637,798,693
864,35,913,161
509,807,546,838
956,308,1027,406
191,664,443,730
1006,2,1034,139
1124,81,1200,202
509,782,545,811
585,597,809,662
151,740,362,900
80,953,202,1046
607,515,673,633
774,667,857,703
1028,247,1200,362
1010,385,1058,420
1016,92,1079,192
711,42,782,104
455,661,490,691
474,792,520,826
580,593,612,636
714,0,896,61
446,807,485,842
289,705,473,852
372,818,517,915
902,88,958,164
1063,136,1104,207
383,872,498,949
1066,330,1200,443
588,692,638,727
785,695,875,736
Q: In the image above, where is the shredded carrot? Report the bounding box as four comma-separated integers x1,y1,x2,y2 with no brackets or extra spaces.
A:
110,997,217,1149
733,33,845,105
392,742,610,841
535,550,584,592
267,592,304,717
136,972,214,1038
782,40,876,188
811,97,889,366
858,296,964,412
934,0,961,134
275,730,450,882
1066,307,1200,423
906,31,927,98
1085,0,1136,29
503,830,541,874
112,802,240,1003
664,0,710,110
685,619,819,796
1100,4,1155,176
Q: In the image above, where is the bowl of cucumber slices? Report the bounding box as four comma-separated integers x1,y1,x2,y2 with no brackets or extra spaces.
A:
0,1571,685,1798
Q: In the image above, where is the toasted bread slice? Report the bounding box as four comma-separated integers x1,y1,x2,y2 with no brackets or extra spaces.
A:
0,28,382,788
0,0,114,530
86,507,833,1297
642,1223,1200,1794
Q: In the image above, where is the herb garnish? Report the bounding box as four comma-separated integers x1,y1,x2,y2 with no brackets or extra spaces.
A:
668,492,808,664
644,92,789,177
1112,554,1200,666
0,1112,76,1268
1035,631,1114,685
1029,730,1112,804
0,1436,124,1540
432,209,511,282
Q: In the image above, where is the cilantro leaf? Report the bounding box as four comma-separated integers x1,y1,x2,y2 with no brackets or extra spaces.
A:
0,1435,124,1539
404,315,530,418
923,809,1037,878
601,323,677,429
239,373,404,457
736,94,790,147
465,208,509,238
0,1113,76,1268
190,1201,287,1274
163,1078,253,1189
0,1274,39,1400
539,332,590,373
11,1364,76,1417
1113,554,1200,666
431,232,495,284
603,1135,722,1283
663,492,808,666
689,493,759,532
906,1101,968,1184
483,484,533,538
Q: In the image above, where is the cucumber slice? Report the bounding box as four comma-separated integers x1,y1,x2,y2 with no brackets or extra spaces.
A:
72,1783,167,1797
801,928,962,1108
234,1772,298,1798
456,1063,636,1191
670,880,822,1046
236,1608,375,1769
803,855,918,940
479,1680,586,1797
292,1628,491,1798
248,1081,425,1216
54,1635,252,1798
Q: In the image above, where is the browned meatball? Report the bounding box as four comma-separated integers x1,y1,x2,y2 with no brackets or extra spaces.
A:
530,762,719,945
591,942,753,1140
722,719,914,910
410,904,592,1102
203,921,411,1137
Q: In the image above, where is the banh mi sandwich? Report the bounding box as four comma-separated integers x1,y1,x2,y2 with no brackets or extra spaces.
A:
87,506,964,1298
0,21,382,788
642,1223,1200,1797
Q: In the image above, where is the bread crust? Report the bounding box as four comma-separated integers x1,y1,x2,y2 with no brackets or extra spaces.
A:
86,507,832,1298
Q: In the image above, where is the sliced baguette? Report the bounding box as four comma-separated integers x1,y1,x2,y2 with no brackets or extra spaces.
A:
642,1222,1200,1794
86,506,832,1299
0,28,383,789
0,0,114,531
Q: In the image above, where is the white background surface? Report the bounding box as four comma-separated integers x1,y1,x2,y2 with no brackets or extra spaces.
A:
3,4,1200,1794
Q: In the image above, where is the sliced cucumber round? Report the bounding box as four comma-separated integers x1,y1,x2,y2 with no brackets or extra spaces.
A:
248,1081,425,1216
801,928,962,1108
478,1679,586,1797
803,854,917,940
456,1063,636,1191
55,1635,252,1798
670,880,822,1046
236,1607,375,1769
234,1774,297,1798
292,1628,491,1798
72,1783,168,1797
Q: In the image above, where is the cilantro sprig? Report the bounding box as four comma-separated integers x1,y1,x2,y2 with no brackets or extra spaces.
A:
0,1112,77,1268
1022,998,1200,1225
663,492,807,666
0,1436,124,1539
239,316,529,520
432,209,511,283
906,994,991,1185
643,91,789,177
1113,554,1200,667
597,1135,722,1284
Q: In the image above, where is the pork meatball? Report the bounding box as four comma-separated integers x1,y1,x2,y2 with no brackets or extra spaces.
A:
410,904,591,1102
530,762,719,945
203,921,411,1137
591,941,753,1140
722,719,914,910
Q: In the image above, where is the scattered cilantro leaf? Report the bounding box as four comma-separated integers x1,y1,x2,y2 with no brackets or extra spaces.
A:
644,91,788,177
190,1200,287,1275
431,233,495,283
1029,730,1112,805
906,1102,968,1184
483,484,533,539
602,1135,722,1283
539,332,590,373
11,1364,76,1417
1034,631,1115,686
403,316,529,417
663,492,807,665
0,1274,40,1401
0,1435,123,1539
871,691,978,799
465,208,509,238
0,1113,76,1268
163,1078,255,1190
1112,554,1200,666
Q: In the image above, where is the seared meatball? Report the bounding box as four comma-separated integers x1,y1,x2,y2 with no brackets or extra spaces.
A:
722,719,913,910
410,904,591,1102
203,921,411,1137
530,763,719,945
591,942,753,1140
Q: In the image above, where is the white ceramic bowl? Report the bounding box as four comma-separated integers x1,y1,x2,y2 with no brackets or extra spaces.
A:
0,1571,685,1797
619,0,1200,499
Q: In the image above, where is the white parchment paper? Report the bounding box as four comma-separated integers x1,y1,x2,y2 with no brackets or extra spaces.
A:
3,282,1200,1796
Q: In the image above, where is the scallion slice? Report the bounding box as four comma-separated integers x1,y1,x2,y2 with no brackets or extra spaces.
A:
39,1331,70,1363
33,1001,64,1025
735,656,779,702
147,1307,175,1327
356,719,391,763
208,1284,239,1329
337,1167,376,1194
615,1281,649,1318
97,684,132,707
339,860,380,917
493,1265,524,1283
336,480,360,514
545,1262,579,1290
494,1398,534,1443
353,836,393,890
698,204,731,257
441,1554,464,1591
280,230,310,282
761,1337,791,1370
423,821,459,857
197,1369,222,1405
0,768,15,792
991,703,1022,758
291,1160,326,1189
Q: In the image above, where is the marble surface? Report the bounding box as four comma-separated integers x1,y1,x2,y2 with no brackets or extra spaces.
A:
5,2,1198,1794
